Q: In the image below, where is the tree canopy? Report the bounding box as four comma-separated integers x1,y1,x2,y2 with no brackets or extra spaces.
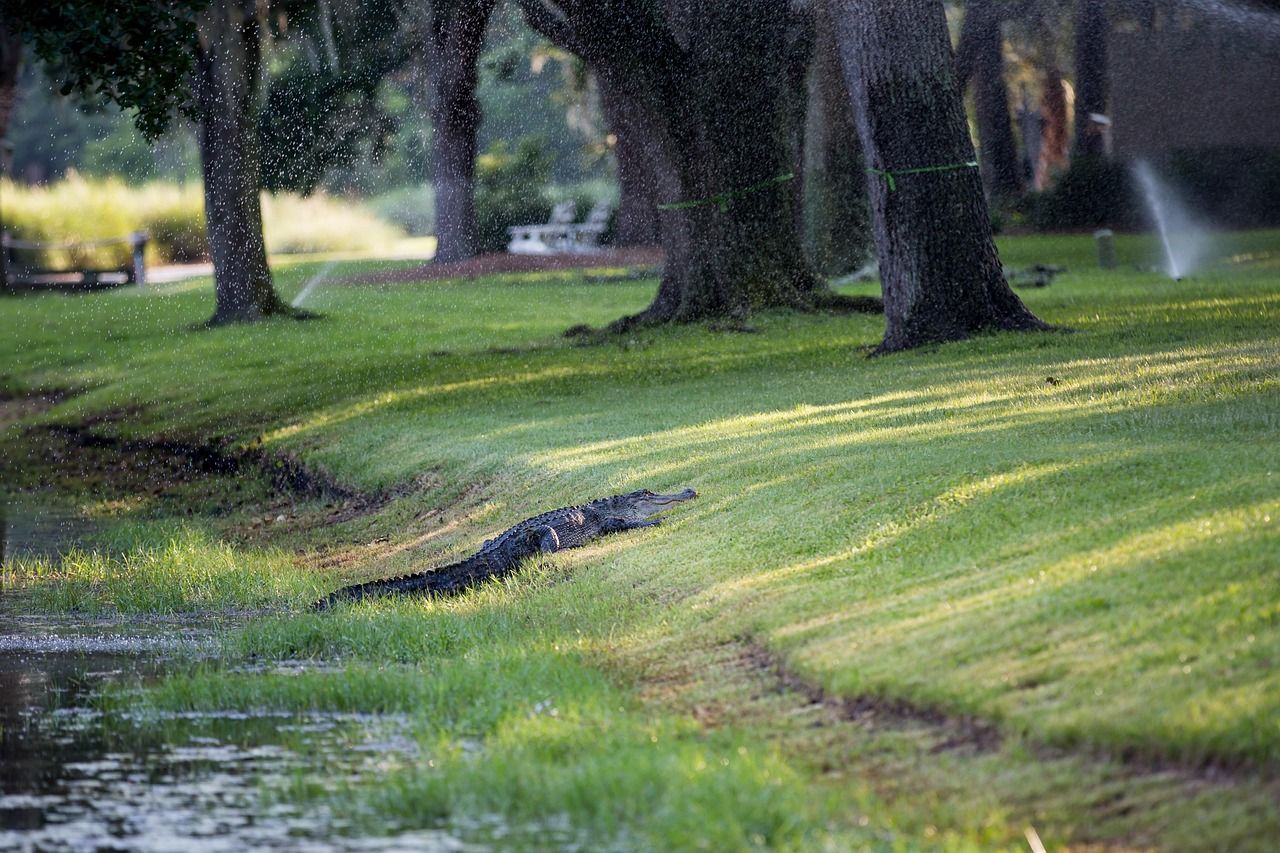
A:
1,0,204,139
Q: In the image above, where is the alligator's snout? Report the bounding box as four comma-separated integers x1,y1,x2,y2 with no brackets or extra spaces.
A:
653,487,697,505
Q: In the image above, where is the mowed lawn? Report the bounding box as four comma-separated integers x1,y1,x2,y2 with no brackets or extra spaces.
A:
2,231,1278,849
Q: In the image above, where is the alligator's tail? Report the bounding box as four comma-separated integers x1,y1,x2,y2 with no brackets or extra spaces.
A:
310,568,443,611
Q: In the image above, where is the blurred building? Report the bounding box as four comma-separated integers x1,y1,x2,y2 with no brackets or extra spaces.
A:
1110,5,1280,158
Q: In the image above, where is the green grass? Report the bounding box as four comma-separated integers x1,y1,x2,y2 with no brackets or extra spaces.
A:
2,526,326,614
3,230,1279,849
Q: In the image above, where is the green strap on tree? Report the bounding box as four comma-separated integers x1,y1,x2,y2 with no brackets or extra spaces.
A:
657,172,795,213
867,160,979,192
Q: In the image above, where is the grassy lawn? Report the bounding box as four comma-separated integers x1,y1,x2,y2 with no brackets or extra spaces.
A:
3,232,1279,849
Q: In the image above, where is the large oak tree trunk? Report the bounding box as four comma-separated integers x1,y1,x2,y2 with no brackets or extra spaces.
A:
597,74,661,246
522,0,876,327
194,0,289,325
833,0,1047,353
0,26,20,292
956,0,1023,200
1073,0,1109,158
620,0,831,325
424,0,495,264
803,2,870,275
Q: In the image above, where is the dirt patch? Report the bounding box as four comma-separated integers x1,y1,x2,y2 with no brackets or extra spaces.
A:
342,247,664,286
630,635,1280,848
0,388,73,430
706,638,1279,786
1,418,429,534
44,423,360,502
735,640,1004,754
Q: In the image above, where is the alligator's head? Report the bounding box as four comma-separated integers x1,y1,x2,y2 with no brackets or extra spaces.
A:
595,487,697,521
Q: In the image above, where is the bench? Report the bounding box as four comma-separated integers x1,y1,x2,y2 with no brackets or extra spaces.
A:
507,201,578,255
2,232,148,293
506,201,614,255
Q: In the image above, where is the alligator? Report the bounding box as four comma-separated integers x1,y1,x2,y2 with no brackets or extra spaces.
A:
311,487,697,610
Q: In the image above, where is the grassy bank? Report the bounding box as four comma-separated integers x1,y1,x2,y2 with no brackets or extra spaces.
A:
3,231,1279,848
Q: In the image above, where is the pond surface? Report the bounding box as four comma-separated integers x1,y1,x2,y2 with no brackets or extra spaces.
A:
1,503,99,565
0,616,468,852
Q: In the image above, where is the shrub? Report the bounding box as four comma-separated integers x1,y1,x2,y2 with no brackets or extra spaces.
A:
365,184,437,237
2,175,407,267
135,183,209,262
475,136,557,254
260,192,406,255
1165,147,1280,228
1027,156,1137,231
3,174,138,268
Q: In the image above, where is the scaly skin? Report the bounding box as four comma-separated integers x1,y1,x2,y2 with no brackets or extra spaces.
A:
312,488,697,610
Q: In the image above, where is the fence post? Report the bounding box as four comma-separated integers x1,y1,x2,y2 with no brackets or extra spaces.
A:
130,231,148,288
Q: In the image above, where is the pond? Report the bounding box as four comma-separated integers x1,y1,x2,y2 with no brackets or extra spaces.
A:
0,615,473,851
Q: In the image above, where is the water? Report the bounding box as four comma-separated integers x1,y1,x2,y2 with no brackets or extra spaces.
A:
1132,160,1209,280
0,617,465,852
1,504,98,565
291,261,339,309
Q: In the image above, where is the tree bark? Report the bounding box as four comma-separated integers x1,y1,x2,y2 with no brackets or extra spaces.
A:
803,1,870,275
1073,0,1109,158
423,0,495,264
832,0,1047,353
0,25,20,293
955,0,1023,200
597,74,661,246
521,0,873,326
1035,64,1069,189
194,0,289,325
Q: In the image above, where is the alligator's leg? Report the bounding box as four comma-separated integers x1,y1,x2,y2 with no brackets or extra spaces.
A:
600,516,660,533
535,525,561,553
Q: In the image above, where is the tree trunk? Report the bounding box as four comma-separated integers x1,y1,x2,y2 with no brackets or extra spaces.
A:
639,1,825,324
1035,64,1070,189
424,0,495,264
956,0,1023,200
597,74,661,246
521,0,878,327
803,1,870,275
832,0,1047,353
0,26,20,293
1073,0,1109,158
194,0,289,325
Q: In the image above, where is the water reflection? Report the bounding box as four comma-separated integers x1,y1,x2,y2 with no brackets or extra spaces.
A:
0,503,99,566
0,618,461,851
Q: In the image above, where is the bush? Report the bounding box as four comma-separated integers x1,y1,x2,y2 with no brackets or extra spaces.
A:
2,174,139,268
261,192,406,255
1165,147,1280,228
472,138,618,254
475,136,557,254
475,138,556,253
365,184,437,237
1027,156,1137,231
136,185,209,263
2,175,407,268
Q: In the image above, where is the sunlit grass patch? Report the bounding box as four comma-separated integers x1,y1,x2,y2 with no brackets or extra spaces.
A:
2,527,325,614
4,231,1280,847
